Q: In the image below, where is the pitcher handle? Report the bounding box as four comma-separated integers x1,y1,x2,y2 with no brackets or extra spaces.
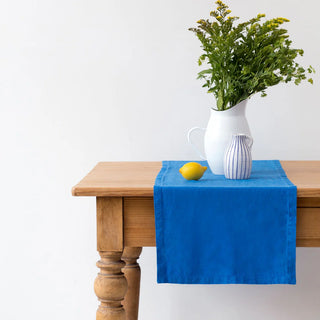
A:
187,127,207,160
245,135,254,149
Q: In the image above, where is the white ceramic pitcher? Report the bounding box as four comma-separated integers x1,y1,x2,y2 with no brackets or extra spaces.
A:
187,99,252,175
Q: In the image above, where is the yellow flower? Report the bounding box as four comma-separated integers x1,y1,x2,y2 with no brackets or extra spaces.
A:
278,17,290,22
226,10,231,13
257,13,266,18
216,16,222,19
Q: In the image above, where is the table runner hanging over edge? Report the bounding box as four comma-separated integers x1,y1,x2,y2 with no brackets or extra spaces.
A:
154,160,297,284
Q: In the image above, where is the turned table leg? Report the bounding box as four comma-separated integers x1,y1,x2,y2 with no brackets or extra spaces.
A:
122,247,142,320
95,197,127,320
95,251,127,320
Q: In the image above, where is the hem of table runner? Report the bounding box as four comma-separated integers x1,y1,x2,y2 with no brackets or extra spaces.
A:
277,160,297,285
157,275,296,285
154,161,169,283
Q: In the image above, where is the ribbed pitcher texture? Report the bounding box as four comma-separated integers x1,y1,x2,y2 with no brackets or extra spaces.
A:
224,134,253,180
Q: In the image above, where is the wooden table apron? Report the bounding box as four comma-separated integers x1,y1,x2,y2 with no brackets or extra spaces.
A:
72,161,320,320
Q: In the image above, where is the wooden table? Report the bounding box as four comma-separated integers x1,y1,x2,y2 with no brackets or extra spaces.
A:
72,161,320,320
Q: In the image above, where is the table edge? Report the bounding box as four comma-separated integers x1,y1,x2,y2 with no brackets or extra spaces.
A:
72,161,320,198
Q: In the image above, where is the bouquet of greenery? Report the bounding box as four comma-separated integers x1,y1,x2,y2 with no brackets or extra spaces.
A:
189,1,315,110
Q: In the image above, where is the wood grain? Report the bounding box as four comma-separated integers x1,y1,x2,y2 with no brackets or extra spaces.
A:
124,198,155,247
94,251,127,320
296,239,320,246
297,198,320,207
72,162,160,197
281,161,320,197
122,247,142,320
296,208,320,245
97,197,123,252
72,161,320,198
124,197,320,247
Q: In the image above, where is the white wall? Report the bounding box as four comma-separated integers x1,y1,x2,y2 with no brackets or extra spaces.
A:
0,0,319,319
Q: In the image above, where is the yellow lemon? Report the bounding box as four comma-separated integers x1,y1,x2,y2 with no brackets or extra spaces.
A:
179,162,207,180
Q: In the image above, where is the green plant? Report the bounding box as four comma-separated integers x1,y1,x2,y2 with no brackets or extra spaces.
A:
189,1,315,110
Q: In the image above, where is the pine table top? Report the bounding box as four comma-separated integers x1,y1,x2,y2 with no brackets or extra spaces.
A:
72,161,320,198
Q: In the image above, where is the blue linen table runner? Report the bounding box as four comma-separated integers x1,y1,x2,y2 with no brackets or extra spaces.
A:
154,160,297,284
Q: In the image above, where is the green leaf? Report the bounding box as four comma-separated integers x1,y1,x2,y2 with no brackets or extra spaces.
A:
197,69,212,76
